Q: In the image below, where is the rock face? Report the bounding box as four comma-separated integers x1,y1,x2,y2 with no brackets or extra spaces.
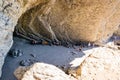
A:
0,0,50,77
114,26,120,36
64,42,120,80
79,43,120,80
14,63,76,80
0,0,120,78
15,0,120,44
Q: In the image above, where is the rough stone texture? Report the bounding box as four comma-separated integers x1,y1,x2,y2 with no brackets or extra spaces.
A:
0,0,50,77
15,0,120,44
79,44,120,80
114,26,120,36
69,42,120,80
14,63,76,80
0,0,120,78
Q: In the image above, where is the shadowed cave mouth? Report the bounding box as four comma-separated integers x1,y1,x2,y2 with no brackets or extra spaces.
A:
13,5,92,48
14,2,120,47
12,3,120,56
9,3,120,70
0,4,91,80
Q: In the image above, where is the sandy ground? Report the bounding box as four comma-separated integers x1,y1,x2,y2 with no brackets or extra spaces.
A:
0,36,120,80
0,37,90,80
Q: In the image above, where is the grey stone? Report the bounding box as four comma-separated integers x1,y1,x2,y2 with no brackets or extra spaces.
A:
8,49,23,57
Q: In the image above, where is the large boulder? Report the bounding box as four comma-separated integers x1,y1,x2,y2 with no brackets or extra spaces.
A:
79,44,120,80
14,63,76,80
15,0,120,44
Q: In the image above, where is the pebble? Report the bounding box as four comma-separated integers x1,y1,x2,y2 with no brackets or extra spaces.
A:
8,49,23,57
70,51,78,55
19,60,30,66
42,41,49,45
19,59,38,66
30,54,36,58
30,40,42,45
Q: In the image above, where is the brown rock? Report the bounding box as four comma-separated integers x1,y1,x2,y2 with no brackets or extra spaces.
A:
114,26,120,36
15,0,120,44
14,63,76,80
79,45,120,80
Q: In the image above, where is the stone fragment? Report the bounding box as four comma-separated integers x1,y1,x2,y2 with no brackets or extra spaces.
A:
19,59,37,66
8,49,23,57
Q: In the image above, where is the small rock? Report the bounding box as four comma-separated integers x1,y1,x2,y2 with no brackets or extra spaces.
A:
52,41,61,46
70,51,78,55
19,60,30,66
30,54,36,58
114,40,120,46
30,40,42,45
8,49,23,57
42,41,49,45
88,42,92,47
19,59,38,66
75,47,82,52
29,59,38,64
17,50,23,57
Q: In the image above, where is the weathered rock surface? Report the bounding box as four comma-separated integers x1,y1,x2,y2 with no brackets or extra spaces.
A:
0,0,120,78
15,0,120,44
14,63,76,80
114,26,120,36
79,45,120,80
68,42,120,80
0,0,50,77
